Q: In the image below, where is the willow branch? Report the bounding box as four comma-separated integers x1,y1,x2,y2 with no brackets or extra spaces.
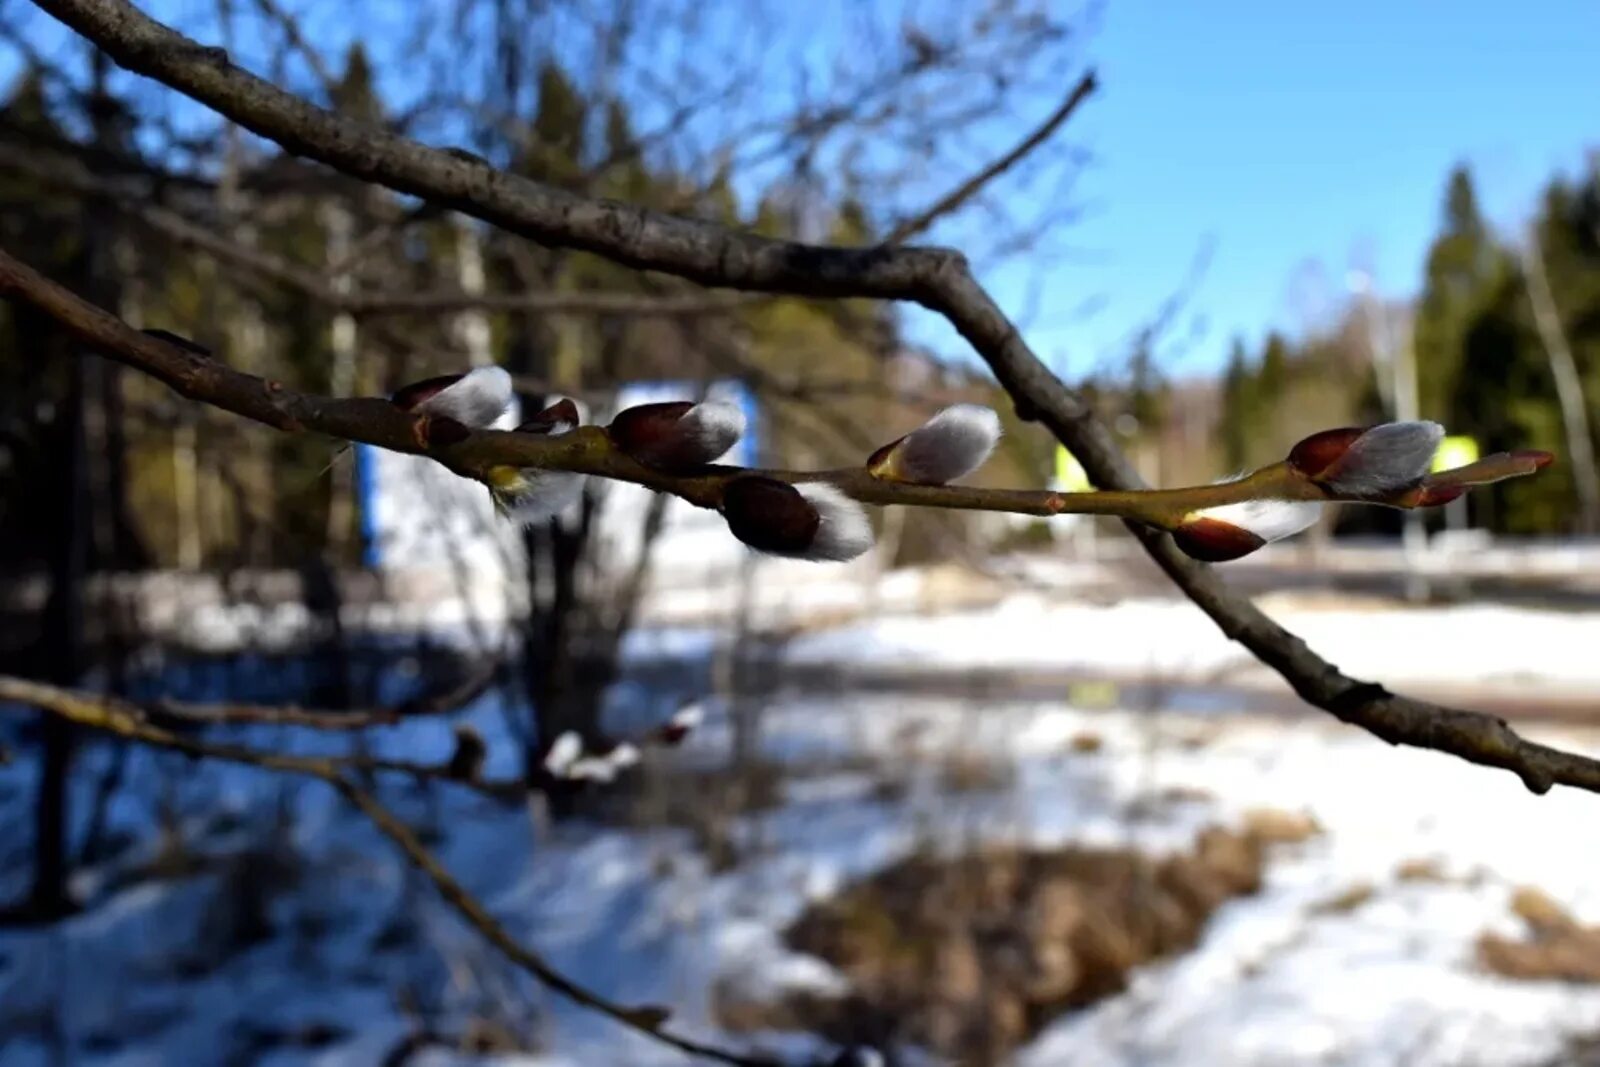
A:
6,244,1588,800
0,674,778,1067
0,246,1433,536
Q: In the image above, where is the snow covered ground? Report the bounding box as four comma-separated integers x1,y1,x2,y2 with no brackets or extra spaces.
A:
4,597,1600,1065
626,591,1600,700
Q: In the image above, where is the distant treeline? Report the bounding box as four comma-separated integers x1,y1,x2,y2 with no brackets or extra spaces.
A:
1216,165,1600,535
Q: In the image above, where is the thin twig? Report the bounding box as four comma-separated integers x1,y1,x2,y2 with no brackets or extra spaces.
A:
884,71,1098,245
148,663,496,729
0,146,754,319
0,674,779,1067
0,249,1453,530
247,0,337,101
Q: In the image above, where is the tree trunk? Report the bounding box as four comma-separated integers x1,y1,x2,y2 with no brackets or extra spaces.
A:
28,353,88,920
1521,228,1600,535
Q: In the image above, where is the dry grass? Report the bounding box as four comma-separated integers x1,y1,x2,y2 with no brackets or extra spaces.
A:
1479,885,1600,983
716,824,1273,1065
1240,807,1322,845
1310,882,1376,916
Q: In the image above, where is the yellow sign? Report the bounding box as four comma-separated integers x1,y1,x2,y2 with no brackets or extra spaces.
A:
1055,446,1092,492
1432,435,1479,473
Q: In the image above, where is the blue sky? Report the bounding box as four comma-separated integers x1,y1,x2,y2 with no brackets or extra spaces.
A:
11,2,1600,383
950,1,1600,379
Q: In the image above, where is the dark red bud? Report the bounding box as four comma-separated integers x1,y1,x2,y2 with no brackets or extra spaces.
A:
608,401,703,469
1171,517,1266,562
1287,426,1367,478
657,722,691,746
391,372,465,411
721,476,820,555
517,398,580,435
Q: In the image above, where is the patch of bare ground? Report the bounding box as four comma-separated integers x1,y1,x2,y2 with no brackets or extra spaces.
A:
717,815,1315,1065
1479,886,1600,983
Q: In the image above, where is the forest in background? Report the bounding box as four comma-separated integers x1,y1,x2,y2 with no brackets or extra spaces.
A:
1214,163,1600,536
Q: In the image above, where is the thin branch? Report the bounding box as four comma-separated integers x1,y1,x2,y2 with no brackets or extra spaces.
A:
345,288,753,318
0,674,779,1067
246,0,338,101
0,145,753,319
3,244,1582,797
31,0,957,296
148,662,496,729
884,70,1098,245
0,247,1463,529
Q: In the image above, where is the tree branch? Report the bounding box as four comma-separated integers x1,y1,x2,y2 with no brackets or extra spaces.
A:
0,674,780,1067
0,145,754,319
146,662,497,729
246,0,338,101
884,71,1098,245
2,242,1584,797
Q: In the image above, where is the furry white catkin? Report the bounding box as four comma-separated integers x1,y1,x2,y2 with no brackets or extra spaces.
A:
675,401,746,465
794,483,875,561
496,470,584,525
1321,421,1444,497
491,397,585,525
1192,498,1323,544
417,366,514,428
880,404,1001,484
543,731,583,776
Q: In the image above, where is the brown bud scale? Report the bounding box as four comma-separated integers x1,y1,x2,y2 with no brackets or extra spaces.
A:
1172,517,1266,562
1287,426,1366,478
608,401,705,470
721,476,821,555
866,435,909,478
391,373,465,411
517,398,580,435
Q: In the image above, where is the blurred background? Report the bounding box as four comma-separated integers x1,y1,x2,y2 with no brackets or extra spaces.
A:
1,1,1599,1064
